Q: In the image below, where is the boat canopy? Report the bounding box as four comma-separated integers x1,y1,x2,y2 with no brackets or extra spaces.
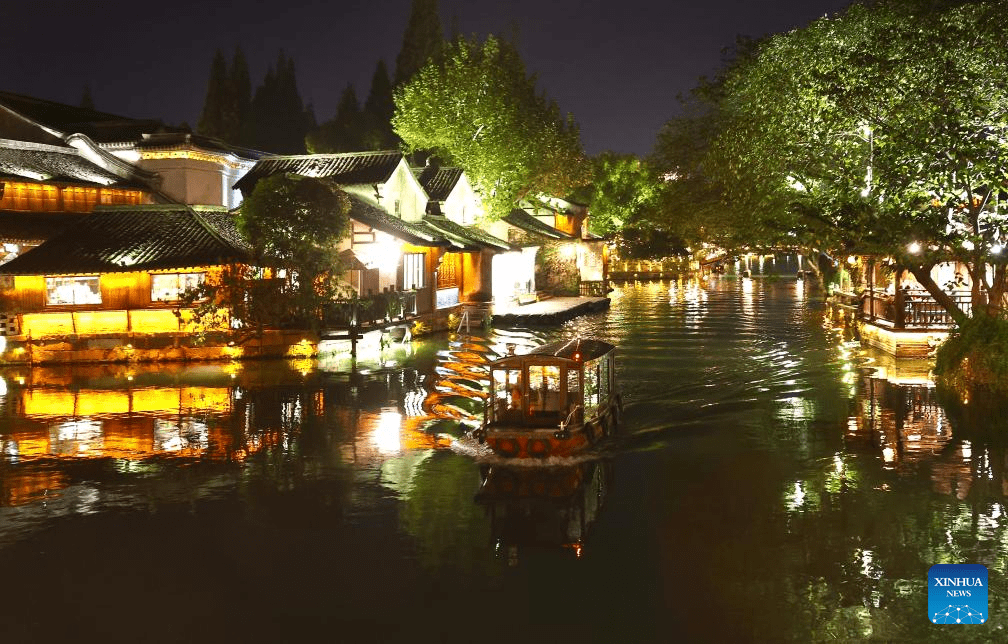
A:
486,338,617,429
528,338,615,362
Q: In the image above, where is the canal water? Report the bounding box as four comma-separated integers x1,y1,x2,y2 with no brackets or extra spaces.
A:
0,279,1003,642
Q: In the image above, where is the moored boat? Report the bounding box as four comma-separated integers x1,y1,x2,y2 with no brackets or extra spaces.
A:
475,338,622,458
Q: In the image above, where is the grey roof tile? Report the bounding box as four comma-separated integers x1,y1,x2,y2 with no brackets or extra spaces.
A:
503,208,573,240
0,205,251,275
0,210,84,244
414,165,464,202
235,151,403,194
0,140,146,188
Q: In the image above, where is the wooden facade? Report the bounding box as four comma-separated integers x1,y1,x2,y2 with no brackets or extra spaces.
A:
2,266,229,338
0,180,148,212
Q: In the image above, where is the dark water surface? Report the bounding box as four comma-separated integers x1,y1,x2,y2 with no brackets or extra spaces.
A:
0,279,1004,642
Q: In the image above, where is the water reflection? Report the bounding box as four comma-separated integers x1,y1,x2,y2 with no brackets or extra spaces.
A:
2,282,1008,641
475,461,610,566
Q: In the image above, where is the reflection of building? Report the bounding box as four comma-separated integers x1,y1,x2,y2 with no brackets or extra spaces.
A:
851,374,952,468
848,371,998,500
0,381,241,507
475,461,610,564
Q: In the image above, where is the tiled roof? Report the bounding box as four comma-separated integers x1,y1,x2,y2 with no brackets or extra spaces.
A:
0,139,145,188
0,91,165,144
0,210,84,244
234,151,403,194
503,208,573,240
0,205,251,275
0,105,67,146
423,215,512,251
414,165,463,201
347,195,446,248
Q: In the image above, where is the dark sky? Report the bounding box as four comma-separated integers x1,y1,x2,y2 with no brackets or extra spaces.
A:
3,0,853,157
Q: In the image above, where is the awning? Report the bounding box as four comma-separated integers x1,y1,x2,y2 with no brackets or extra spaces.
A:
339,248,368,271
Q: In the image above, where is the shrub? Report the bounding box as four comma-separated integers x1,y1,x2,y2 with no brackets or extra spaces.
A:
935,313,1008,398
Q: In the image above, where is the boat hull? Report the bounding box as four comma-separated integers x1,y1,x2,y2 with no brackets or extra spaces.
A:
483,399,620,459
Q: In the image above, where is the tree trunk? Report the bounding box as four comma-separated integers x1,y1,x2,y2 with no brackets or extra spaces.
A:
906,263,968,325
802,247,825,290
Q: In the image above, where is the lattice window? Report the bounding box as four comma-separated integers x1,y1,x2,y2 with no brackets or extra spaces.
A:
437,253,459,288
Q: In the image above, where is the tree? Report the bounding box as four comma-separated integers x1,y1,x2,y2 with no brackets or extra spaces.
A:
306,84,363,153
246,51,313,154
363,60,398,149
578,152,660,238
395,0,443,87
228,47,252,145
198,50,229,139
394,35,588,217
197,47,253,146
182,175,351,337
79,84,95,110
653,1,1008,319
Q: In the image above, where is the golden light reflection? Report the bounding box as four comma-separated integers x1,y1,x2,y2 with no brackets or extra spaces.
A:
371,410,403,454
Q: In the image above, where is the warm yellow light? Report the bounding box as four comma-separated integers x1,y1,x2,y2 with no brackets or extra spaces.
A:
140,149,243,169
372,410,403,454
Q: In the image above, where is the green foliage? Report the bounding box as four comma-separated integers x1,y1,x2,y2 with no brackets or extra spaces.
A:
394,35,588,218
308,61,399,153
578,152,660,238
198,47,253,146
395,0,443,87
246,51,314,154
935,314,1008,397
362,60,398,149
653,0,1008,318
307,84,363,153
198,50,229,140
535,243,579,296
183,175,351,336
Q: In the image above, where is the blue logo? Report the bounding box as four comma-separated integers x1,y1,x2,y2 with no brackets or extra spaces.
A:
929,564,988,624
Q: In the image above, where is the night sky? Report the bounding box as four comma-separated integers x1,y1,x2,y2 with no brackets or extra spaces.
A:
4,0,853,156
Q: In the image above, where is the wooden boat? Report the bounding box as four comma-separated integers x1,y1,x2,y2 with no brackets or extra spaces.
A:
475,338,622,458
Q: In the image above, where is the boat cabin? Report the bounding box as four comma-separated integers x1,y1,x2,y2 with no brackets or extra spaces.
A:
486,339,617,430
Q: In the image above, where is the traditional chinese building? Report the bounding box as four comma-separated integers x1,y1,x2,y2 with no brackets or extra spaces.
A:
236,152,512,319
0,204,257,361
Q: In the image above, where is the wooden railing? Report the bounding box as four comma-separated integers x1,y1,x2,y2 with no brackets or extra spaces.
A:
580,280,608,296
610,259,692,275
862,288,971,329
325,290,418,328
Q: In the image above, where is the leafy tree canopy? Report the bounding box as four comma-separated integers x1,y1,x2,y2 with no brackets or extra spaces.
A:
574,152,660,238
394,35,588,218
184,175,351,335
395,0,443,87
653,0,1008,318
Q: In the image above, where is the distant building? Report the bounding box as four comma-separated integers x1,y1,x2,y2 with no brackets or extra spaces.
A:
236,152,511,315
0,91,263,214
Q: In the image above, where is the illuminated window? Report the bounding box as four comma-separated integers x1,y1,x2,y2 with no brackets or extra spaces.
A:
151,272,205,302
404,253,424,290
437,253,459,288
45,276,101,305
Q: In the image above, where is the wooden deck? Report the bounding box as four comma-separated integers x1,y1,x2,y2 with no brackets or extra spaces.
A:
491,296,611,327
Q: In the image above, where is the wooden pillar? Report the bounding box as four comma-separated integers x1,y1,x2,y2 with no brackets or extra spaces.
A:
894,263,905,329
